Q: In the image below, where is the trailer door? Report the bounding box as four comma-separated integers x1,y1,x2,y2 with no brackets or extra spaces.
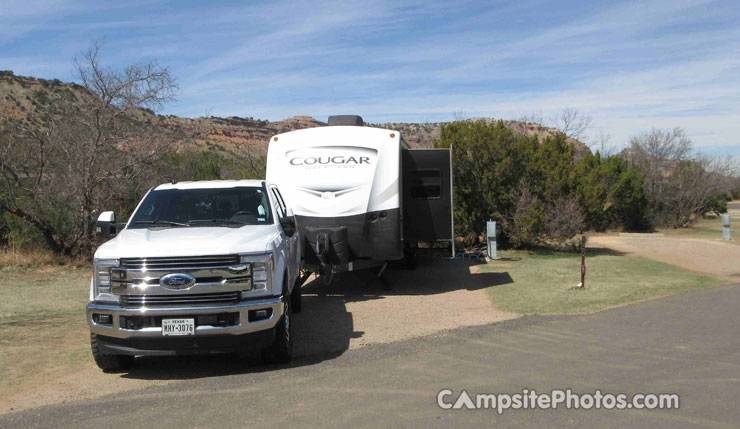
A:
402,149,453,247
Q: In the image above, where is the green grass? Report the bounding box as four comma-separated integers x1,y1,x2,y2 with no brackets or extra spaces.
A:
0,265,91,399
659,211,739,244
483,250,724,314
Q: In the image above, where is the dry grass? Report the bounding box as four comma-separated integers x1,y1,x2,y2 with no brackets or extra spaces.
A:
0,263,91,402
0,246,88,268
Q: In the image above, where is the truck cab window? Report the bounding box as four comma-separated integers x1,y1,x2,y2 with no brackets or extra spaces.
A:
128,187,274,228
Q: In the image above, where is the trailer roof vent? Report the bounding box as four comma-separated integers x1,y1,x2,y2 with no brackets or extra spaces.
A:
327,115,364,126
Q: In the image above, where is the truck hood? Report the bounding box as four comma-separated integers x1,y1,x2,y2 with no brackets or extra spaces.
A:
94,225,279,259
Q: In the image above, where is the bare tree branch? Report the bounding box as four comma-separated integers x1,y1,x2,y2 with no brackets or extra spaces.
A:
1,39,180,255
551,107,592,142
74,38,179,111
628,127,737,227
452,110,468,122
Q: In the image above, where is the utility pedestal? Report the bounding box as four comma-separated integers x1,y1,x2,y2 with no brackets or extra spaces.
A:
487,220,496,260
723,214,731,241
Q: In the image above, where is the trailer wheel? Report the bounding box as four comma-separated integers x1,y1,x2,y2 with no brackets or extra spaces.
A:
262,290,293,364
90,333,134,371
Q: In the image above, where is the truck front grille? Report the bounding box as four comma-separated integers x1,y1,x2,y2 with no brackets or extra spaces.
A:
120,255,240,270
121,291,241,307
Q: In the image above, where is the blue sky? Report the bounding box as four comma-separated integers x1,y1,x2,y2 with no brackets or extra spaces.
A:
1,0,739,155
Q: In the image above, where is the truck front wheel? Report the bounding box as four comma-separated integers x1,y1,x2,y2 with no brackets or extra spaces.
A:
262,296,293,364
90,333,134,371
290,276,302,313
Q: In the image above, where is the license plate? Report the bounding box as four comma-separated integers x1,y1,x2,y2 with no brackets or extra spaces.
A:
162,318,195,336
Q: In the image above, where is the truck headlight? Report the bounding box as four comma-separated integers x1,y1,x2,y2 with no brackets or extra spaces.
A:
240,253,273,298
93,259,120,303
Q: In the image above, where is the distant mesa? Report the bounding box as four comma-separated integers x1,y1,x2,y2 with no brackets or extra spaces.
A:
0,72,589,158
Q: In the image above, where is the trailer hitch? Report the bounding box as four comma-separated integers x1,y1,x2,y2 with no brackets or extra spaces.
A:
313,232,331,265
313,232,336,285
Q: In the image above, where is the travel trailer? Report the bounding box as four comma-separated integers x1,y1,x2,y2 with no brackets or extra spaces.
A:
265,115,453,281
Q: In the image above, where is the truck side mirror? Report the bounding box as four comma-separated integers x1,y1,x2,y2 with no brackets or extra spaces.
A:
95,211,117,239
280,208,297,237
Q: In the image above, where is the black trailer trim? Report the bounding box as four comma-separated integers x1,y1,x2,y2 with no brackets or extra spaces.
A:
401,149,454,248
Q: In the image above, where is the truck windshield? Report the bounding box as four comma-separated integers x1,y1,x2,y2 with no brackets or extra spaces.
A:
128,186,273,229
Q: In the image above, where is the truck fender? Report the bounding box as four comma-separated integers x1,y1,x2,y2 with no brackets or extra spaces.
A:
272,268,290,297
268,233,292,297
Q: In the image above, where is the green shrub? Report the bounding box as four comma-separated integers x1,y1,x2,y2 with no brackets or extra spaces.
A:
574,152,651,230
437,120,651,248
703,195,729,216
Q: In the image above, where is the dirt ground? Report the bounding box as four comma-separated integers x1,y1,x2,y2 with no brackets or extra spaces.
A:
588,235,740,280
1,257,515,414
295,257,517,354
589,205,740,282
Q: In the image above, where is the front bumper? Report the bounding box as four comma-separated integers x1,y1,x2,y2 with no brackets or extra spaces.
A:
87,295,284,339
94,329,276,356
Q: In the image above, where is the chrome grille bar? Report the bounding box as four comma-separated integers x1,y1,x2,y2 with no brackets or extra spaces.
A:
120,255,239,269
121,291,241,307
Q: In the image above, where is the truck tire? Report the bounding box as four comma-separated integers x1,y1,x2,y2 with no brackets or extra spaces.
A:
290,278,302,313
404,247,417,270
90,333,134,371
262,296,293,364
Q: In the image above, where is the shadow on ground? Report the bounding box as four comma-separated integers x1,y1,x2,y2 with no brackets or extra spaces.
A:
118,255,510,380
586,247,627,256
303,254,513,299
527,246,627,257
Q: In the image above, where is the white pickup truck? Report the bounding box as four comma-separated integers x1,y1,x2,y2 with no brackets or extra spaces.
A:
87,180,302,370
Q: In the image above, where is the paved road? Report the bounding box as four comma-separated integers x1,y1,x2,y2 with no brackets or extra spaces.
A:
3,284,740,428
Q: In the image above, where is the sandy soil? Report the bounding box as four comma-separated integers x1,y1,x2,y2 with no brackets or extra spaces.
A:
1,257,515,414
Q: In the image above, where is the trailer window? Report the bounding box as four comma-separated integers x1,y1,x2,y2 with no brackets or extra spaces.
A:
410,170,441,199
